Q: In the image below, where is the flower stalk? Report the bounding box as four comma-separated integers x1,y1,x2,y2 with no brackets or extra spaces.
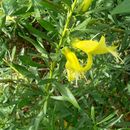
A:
47,0,78,89
58,0,77,49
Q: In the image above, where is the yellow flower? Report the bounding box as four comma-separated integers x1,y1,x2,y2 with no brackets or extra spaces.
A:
78,0,93,12
62,36,122,81
72,36,121,61
62,47,92,81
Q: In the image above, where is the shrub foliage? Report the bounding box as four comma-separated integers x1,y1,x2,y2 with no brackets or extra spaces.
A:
0,0,130,129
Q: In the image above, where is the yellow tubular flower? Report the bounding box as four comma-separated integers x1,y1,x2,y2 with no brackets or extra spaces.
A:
79,0,93,12
62,47,93,81
95,36,122,62
82,53,93,71
72,36,121,61
72,39,99,54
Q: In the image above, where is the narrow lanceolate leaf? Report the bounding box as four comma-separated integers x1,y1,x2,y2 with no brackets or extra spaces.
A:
111,0,130,14
62,0,72,7
19,34,48,59
19,55,44,67
11,63,36,79
39,0,63,13
38,79,55,85
23,22,50,41
72,17,91,31
96,111,117,125
54,82,80,109
91,106,95,123
12,6,34,15
38,19,56,32
0,15,6,28
11,46,16,61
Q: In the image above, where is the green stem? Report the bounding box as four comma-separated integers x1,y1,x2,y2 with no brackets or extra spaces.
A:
58,0,77,49
46,62,54,91
46,0,77,91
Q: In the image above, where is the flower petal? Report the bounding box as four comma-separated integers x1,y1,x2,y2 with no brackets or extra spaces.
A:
91,36,123,62
66,68,78,81
82,53,93,71
62,47,93,81
91,36,108,54
62,47,82,71
72,40,98,53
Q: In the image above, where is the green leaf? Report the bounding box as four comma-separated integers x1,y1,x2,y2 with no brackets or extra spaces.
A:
19,34,48,59
38,79,55,85
91,106,95,123
54,82,80,110
23,22,50,41
11,46,16,61
72,17,91,31
19,55,44,67
51,96,65,101
0,15,6,28
2,0,17,15
38,19,56,32
111,0,130,14
106,114,123,128
97,111,117,125
39,0,63,13
62,0,72,7
31,108,45,130
13,6,34,15
11,63,36,78
0,41,6,62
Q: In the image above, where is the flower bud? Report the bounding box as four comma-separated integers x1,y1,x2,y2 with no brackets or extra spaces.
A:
78,0,93,12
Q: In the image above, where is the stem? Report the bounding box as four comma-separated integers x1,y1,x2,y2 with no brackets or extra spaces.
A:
58,0,77,49
46,0,77,91
46,62,54,91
